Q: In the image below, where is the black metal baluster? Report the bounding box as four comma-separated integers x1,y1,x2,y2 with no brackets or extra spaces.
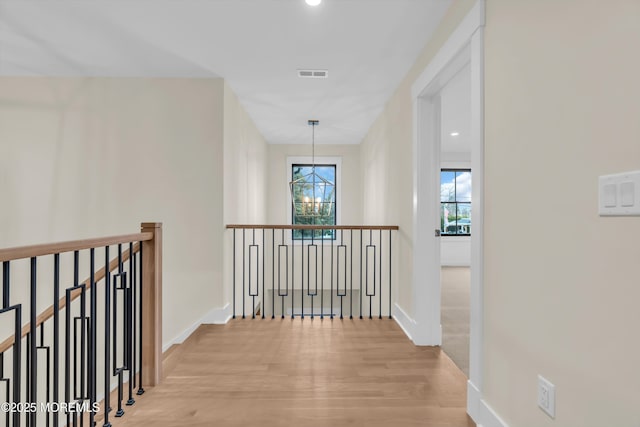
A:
389,230,393,319
309,232,313,319
137,243,144,396
339,230,344,319
127,243,135,407
80,283,86,404
360,229,363,319
367,230,376,319
330,229,334,319
291,228,295,320
250,229,256,320
37,324,51,427
262,229,265,319
114,244,125,418
65,266,71,427
104,245,112,427
89,249,97,427
2,262,8,309
242,229,245,319
350,230,353,319
0,261,22,427
52,254,60,427
300,231,304,319
132,250,138,390
26,331,30,421
272,229,275,319
321,229,324,319
379,229,383,319
279,230,289,320
12,303,22,427
29,257,37,427
233,229,236,319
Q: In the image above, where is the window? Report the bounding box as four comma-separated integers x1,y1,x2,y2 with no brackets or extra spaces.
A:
441,169,471,236
291,163,336,240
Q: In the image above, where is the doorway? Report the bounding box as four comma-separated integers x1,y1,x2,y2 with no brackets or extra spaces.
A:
410,0,484,419
438,63,472,376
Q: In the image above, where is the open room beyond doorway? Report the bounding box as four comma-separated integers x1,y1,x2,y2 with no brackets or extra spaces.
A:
440,62,472,376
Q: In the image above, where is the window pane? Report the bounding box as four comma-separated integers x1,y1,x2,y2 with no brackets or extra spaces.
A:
441,203,457,235
455,171,472,202
441,169,471,236
292,164,336,240
441,171,456,202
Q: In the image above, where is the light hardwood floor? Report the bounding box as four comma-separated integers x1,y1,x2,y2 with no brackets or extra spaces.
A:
441,267,471,377
114,319,475,427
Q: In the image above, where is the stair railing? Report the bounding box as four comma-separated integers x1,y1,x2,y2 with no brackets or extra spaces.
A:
226,224,398,320
0,222,162,427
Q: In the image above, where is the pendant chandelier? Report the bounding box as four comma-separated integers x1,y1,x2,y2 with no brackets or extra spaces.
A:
289,120,335,223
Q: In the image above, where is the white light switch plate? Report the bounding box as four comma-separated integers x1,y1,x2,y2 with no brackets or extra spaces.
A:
537,375,556,418
599,170,640,216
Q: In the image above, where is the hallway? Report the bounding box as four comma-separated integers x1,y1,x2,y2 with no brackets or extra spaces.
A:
115,319,475,427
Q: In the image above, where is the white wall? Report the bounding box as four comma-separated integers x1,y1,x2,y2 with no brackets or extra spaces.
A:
360,0,477,318
0,77,225,346
222,81,269,318
484,0,640,425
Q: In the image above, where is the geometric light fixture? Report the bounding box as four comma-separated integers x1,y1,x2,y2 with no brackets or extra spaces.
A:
289,120,335,223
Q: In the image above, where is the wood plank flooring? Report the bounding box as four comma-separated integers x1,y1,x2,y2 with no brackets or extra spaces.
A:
114,319,475,427
441,267,471,376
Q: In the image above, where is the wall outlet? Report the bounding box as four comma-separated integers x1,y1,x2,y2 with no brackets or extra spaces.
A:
537,375,556,418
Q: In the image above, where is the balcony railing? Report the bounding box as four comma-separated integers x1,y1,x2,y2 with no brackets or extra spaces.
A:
0,222,162,427
226,225,399,320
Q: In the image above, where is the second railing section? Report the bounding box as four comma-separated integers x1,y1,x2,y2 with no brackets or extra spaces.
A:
227,225,399,320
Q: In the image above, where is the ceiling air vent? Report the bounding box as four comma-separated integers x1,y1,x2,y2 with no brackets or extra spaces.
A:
298,69,328,79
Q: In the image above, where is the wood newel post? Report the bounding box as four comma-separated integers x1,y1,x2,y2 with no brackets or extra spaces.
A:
141,222,162,386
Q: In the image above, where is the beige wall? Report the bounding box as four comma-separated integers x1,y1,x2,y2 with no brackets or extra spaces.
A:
484,1,640,425
267,144,362,225
222,81,269,313
0,77,225,346
359,0,476,317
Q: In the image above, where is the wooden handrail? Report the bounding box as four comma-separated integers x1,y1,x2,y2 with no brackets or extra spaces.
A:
0,232,153,262
0,243,140,354
226,224,399,230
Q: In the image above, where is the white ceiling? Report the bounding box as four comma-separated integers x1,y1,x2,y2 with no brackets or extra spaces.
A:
0,0,452,145
440,63,471,155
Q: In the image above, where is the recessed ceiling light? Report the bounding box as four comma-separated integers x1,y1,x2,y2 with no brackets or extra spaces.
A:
305,0,322,6
450,132,460,137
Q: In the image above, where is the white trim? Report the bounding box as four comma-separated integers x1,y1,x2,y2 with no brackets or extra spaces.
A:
411,0,485,98
411,0,487,423
203,303,233,324
411,95,443,346
468,21,485,395
467,381,510,427
392,302,416,341
162,304,231,352
162,319,201,353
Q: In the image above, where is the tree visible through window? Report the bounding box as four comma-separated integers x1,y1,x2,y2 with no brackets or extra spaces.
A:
441,169,471,236
291,164,336,240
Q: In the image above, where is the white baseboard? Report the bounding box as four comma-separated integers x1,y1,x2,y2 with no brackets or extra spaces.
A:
202,303,232,324
162,304,231,353
392,302,416,341
467,380,510,427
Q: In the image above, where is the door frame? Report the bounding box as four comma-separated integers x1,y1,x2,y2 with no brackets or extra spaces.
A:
410,0,485,420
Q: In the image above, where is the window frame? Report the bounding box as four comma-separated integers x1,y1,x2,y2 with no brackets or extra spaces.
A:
286,156,342,244
440,168,471,237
